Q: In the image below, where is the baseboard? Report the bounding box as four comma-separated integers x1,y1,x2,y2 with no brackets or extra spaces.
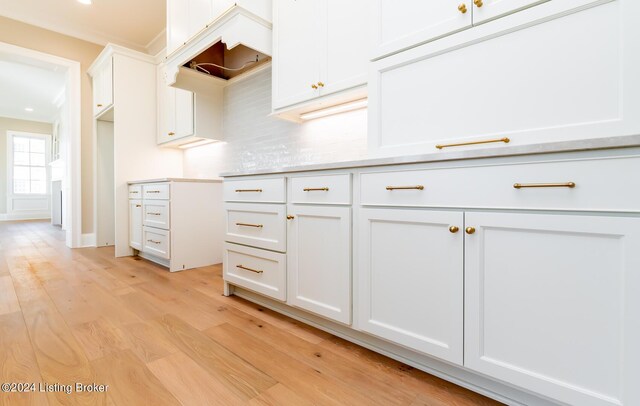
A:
81,233,96,247
0,212,51,221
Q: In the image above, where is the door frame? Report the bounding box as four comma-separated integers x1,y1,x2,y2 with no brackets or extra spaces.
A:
0,41,82,248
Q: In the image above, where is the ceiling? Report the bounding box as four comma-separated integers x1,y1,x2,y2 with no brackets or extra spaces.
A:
0,0,166,52
0,56,66,123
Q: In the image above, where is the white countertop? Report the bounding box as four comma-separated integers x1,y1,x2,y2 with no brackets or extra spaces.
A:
127,178,222,184
220,135,640,177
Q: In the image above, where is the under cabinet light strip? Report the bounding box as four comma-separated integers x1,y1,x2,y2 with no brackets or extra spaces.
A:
299,99,368,121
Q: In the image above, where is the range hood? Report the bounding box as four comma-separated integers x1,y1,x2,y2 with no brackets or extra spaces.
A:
165,3,272,87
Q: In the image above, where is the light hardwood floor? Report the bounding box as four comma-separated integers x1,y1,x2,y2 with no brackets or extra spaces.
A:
0,220,502,406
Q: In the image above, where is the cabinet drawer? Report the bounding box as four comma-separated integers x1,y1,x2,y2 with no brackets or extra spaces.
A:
143,200,170,230
224,243,286,301
225,203,286,252
143,183,170,200
290,174,351,205
223,178,286,203
128,185,142,199
142,226,170,259
361,156,640,212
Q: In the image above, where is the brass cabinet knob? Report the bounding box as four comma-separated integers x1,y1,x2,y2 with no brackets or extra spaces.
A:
449,226,459,233
465,227,476,235
97,103,103,107
474,0,483,7
317,82,325,87
458,3,468,13
168,132,175,136
287,215,295,220
311,84,318,89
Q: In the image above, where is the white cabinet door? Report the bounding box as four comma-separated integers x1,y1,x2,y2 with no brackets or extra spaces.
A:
167,0,190,55
93,57,113,116
321,0,368,96
465,212,640,406
189,0,214,36
369,2,633,156
371,0,472,60
472,0,546,24
358,208,463,365
272,0,322,109
157,65,177,144
174,88,194,139
287,205,351,324
129,199,143,251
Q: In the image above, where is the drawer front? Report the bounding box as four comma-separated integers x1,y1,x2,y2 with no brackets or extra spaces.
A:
361,156,640,212
128,185,142,199
142,226,170,259
224,243,286,301
224,178,286,203
143,200,170,230
225,203,286,252
290,174,351,205
143,183,170,200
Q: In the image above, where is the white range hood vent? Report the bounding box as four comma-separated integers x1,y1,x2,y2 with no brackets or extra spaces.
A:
165,4,272,86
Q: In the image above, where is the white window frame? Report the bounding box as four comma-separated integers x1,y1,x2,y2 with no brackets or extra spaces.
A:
6,131,52,220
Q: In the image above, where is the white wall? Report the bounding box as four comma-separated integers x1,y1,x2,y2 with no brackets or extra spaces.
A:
183,67,368,178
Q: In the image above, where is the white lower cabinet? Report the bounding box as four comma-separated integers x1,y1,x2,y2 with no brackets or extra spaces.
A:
464,211,640,406
287,204,351,324
129,199,143,250
358,208,464,365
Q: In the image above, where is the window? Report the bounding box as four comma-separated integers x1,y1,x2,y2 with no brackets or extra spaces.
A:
12,136,47,194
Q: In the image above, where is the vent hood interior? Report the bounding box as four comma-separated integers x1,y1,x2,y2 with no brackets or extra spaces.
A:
165,4,272,87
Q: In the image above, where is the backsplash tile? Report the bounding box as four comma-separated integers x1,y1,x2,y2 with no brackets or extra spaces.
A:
183,66,368,178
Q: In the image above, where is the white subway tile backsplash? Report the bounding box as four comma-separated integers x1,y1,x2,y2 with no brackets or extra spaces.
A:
183,67,367,178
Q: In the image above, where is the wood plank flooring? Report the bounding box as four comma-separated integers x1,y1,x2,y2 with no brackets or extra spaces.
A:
0,220,502,405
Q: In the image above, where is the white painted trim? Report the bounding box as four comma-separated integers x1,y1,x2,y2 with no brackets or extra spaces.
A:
81,233,96,247
145,29,166,55
0,212,51,221
0,41,83,249
88,44,155,76
0,10,148,52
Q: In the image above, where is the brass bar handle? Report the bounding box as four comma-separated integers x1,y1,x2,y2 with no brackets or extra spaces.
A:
235,189,263,193
436,137,510,150
513,182,576,189
168,132,175,136
386,185,424,191
236,265,264,274
147,190,161,194
97,103,103,107
236,222,264,228
303,187,329,192
130,191,139,193
147,239,161,244
147,212,162,216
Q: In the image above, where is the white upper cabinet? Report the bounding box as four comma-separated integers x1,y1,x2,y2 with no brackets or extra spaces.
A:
358,208,464,365
272,0,368,113
371,0,472,60
465,212,640,406
157,64,222,147
369,0,640,156
92,56,113,117
272,0,321,109
167,0,194,56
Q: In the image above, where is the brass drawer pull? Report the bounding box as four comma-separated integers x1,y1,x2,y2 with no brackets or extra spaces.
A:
235,189,263,193
436,137,510,149
130,191,139,194
236,264,263,274
513,182,576,189
147,212,162,216
147,190,161,194
236,222,264,228
303,187,329,192
147,239,161,244
168,132,175,136
386,185,424,191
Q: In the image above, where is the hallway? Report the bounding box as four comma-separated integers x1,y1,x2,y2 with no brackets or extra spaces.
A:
0,220,499,405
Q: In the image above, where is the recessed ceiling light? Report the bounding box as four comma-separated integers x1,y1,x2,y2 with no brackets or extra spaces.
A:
77,0,92,4
25,107,34,112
